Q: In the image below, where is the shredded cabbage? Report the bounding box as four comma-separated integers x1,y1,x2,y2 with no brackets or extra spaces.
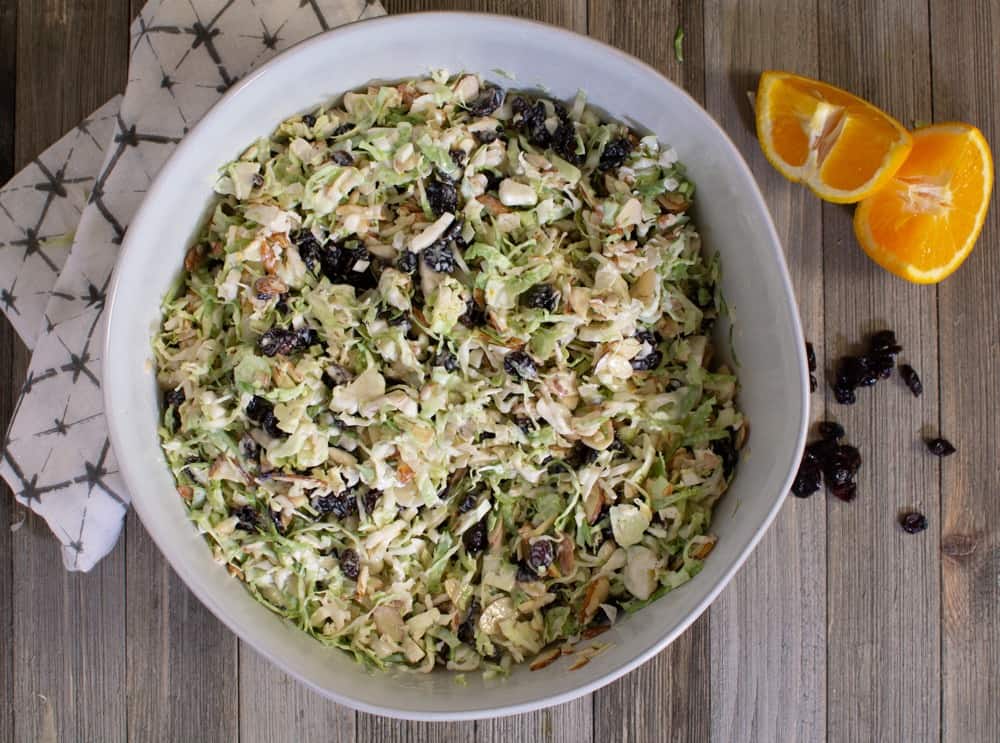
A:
154,71,745,675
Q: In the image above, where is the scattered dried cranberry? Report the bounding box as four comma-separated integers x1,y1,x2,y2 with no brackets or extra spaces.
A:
824,445,860,486
569,441,600,468
293,231,323,273
710,435,739,478
926,437,956,457
899,511,928,534
516,562,541,583
301,114,316,127
339,548,360,579
830,482,857,502
899,364,923,397
457,492,479,514
791,459,822,498
870,352,895,379
528,540,555,571
869,329,897,351
818,421,845,440
320,242,377,291
806,341,816,372
457,600,480,643
462,519,488,555
361,490,380,517
504,350,538,380
245,396,284,438
458,297,486,328
834,385,857,405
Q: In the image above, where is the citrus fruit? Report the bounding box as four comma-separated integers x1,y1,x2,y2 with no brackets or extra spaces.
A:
756,71,913,203
854,122,994,283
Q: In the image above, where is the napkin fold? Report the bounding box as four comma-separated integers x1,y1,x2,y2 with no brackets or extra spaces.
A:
1,0,385,570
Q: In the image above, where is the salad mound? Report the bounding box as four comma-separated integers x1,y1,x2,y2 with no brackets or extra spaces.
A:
154,71,745,676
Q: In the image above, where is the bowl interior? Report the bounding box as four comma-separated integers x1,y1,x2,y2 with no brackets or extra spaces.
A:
104,13,808,720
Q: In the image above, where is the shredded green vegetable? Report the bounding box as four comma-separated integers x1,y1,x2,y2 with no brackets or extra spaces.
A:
674,26,685,63
154,71,744,675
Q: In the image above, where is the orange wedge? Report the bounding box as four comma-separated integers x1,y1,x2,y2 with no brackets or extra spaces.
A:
756,71,913,203
854,123,994,283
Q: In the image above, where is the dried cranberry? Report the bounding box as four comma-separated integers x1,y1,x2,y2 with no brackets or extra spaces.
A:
805,437,838,465
361,490,380,517
926,437,956,457
710,435,739,478
829,481,857,502
246,395,274,424
457,600,480,643
425,172,458,216
824,445,861,485
457,492,479,514
482,169,503,192
320,242,376,291
516,562,540,583
458,297,486,328
834,385,857,405
791,459,822,497
339,548,360,579
836,356,875,388
522,283,560,311
869,329,897,351
313,489,359,518
449,149,467,168
569,441,600,467
462,519,488,555
870,352,895,379
330,150,354,166
899,511,928,534
464,85,505,116
434,350,459,372
805,341,817,372
631,349,663,372
504,350,538,380
240,434,261,461
818,421,845,440
233,506,259,531
293,231,323,273
421,240,457,273
599,138,632,171
301,114,316,127
528,540,555,571
474,128,500,145
164,388,185,409
900,364,923,397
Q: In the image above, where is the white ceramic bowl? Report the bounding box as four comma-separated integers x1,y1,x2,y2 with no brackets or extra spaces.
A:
104,12,808,720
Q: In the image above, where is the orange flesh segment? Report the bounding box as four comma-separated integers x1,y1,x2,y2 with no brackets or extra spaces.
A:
757,71,912,202
855,123,993,283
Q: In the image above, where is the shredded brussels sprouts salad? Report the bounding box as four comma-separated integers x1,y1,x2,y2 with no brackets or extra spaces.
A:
154,71,746,676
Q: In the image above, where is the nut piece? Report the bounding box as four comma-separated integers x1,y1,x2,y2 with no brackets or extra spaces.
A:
499,179,538,207
580,575,610,624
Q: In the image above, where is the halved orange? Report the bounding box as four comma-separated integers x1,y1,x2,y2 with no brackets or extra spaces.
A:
854,123,994,284
756,71,913,203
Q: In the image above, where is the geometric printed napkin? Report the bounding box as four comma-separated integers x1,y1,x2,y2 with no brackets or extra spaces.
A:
0,0,385,570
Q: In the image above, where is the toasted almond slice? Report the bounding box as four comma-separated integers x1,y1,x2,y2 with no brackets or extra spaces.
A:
530,646,562,671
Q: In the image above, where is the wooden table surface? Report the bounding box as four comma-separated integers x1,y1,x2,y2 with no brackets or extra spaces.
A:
2,1,998,741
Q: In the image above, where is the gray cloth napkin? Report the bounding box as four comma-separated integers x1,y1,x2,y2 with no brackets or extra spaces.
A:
0,0,386,570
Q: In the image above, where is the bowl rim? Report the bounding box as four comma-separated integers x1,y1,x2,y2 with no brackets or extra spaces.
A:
103,10,809,720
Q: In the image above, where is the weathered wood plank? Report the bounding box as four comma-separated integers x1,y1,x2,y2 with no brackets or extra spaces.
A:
929,2,1000,741
124,512,240,743
387,0,586,31
818,2,941,741
357,718,478,743
238,645,357,743
586,3,709,740
0,0,19,739
702,1,826,740
9,1,130,741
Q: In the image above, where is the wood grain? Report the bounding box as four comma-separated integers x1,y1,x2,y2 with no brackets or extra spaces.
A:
386,0,586,31
124,512,239,743
8,1,130,742
818,2,942,741
702,1,827,740
0,0,18,739
585,4,709,740
238,645,357,743
929,2,1000,741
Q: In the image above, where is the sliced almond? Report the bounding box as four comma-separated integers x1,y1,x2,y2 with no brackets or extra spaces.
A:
580,575,610,624
184,246,204,272
177,485,194,502
477,193,511,216
529,646,562,671
557,534,575,576
689,536,717,560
